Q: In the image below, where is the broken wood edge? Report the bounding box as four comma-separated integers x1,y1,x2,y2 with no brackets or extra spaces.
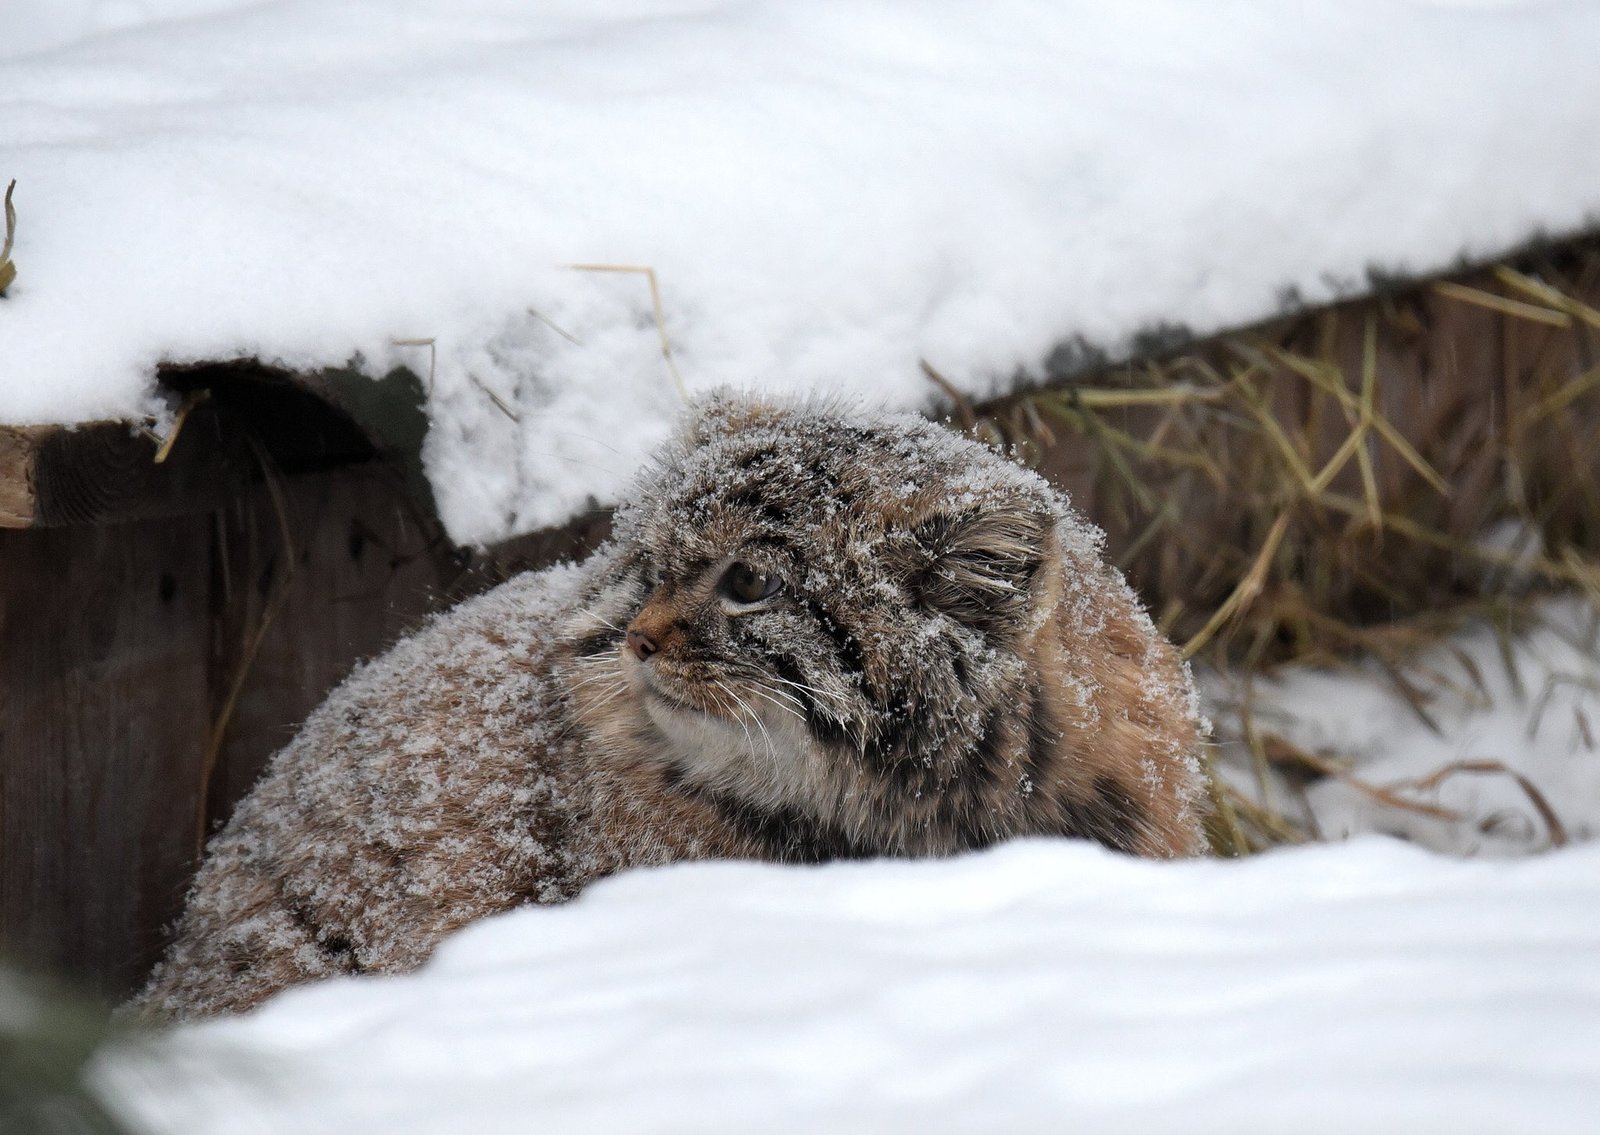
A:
0,425,44,527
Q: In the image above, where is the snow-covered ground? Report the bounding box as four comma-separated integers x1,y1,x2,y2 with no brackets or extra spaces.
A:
93,837,1600,1134
7,0,1600,542
1206,598,1600,856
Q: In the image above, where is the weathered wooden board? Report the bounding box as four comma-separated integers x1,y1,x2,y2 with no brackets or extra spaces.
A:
0,417,248,530
0,443,613,999
0,514,213,997
201,466,455,829
0,466,449,997
0,360,394,533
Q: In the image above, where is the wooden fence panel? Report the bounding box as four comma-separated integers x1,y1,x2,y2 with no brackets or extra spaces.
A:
0,465,452,998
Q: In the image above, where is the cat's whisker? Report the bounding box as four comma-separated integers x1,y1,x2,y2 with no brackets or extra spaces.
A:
765,671,842,700
766,673,852,714
564,662,622,682
575,607,625,633
736,689,781,763
741,674,803,708
571,678,632,719
715,681,761,759
564,669,627,693
745,683,805,723
722,683,779,767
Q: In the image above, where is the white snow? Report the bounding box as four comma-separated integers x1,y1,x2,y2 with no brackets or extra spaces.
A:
6,1,1600,543
1206,597,1600,856
93,836,1600,1133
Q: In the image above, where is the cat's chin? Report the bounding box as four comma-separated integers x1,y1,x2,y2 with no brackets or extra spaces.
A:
627,664,713,722
640,683,744,753
630,670,740,754
640,679,706,719
631,670,838,812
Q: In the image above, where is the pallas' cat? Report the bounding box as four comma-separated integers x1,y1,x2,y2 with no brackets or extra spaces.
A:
135,395,1207,1020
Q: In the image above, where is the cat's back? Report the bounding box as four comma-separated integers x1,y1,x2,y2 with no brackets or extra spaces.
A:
137,565,599,1017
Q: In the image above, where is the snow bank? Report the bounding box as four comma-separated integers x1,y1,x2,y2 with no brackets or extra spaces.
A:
6,1,1600,542
94,836,1600,1133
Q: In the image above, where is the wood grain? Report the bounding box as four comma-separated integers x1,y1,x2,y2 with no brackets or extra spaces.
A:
0,465,454,996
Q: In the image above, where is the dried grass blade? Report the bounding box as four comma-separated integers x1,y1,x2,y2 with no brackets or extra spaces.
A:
468,375,520,422
570,263,687,401
1432,280,1572,327
1308,413,1370,495
1395,759,1568,848
1522,363,1600,426
0,179,15,294
1320,491,1593,586
921,359,977,430
1239,681,1276,811
1222,783,1310,845
1375,656,1444,736
1181,510,1292,659
1278,349,1451,497
1020,397,1057,447
391,337,437,393
1489,611,1527,702
1066,385,1226,408
1231,372,1318,490
1266,736,1459,821
1355,317,1384,531
1201,752,1254,856
1492,265,1600,330
153,389,211,464
0,179,13,263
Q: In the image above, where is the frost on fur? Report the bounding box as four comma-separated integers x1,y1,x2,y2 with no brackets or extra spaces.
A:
134,396,1206,1021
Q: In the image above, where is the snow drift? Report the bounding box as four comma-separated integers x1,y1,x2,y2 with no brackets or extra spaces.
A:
96,837,1600,1133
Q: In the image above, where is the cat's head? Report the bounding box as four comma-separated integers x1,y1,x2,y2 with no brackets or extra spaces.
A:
562,394,1115,853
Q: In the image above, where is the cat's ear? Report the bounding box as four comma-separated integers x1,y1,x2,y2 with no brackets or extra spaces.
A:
908,505,1052,634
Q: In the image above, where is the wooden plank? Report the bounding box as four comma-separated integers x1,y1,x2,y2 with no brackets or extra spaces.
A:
0,416,250,530
202,466,456,828
0,355,611,994
0,462,474,996
0,514,213,997
0,426,40,526
0,449,615,996
0,360,400,532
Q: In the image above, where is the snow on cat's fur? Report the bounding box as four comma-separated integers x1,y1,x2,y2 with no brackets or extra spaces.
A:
135,397,1205,1020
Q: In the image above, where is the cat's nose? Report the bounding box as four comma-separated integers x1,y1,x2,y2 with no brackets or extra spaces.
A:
625,628,658,660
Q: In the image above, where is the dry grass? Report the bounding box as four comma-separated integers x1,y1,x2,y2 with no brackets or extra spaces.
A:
946,237,1600,852
0,179,17,296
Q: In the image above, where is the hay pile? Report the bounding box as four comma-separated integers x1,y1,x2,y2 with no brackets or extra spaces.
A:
953,237,1600,851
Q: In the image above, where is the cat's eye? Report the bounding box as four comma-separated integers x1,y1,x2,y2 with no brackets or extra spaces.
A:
720,562,782,605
